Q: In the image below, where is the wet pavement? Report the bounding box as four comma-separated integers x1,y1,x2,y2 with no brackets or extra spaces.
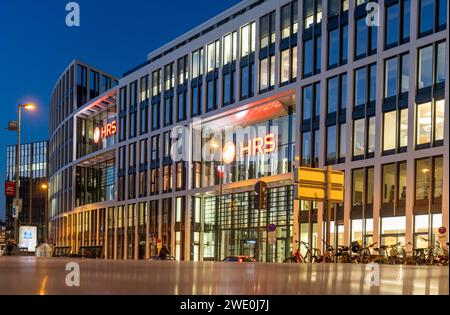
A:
0,257,448,295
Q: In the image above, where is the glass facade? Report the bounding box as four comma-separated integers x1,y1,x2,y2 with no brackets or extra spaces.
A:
48,2,449,262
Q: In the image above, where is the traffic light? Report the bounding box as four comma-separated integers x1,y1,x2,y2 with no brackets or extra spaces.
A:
254,181,268,210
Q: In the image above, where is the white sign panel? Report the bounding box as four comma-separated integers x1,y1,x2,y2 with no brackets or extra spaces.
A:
19,226,37,252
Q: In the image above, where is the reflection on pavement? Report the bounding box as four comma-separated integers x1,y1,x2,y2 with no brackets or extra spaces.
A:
0,257,447,295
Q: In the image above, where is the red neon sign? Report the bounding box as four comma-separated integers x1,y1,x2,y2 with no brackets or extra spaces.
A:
94,121,117,144
240,133,277,158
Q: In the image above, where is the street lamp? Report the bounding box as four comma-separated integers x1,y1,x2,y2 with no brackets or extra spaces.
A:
40,183,49,243
7,103,36,243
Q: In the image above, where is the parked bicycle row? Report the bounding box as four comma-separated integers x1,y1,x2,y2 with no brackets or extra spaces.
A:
283,239,449,266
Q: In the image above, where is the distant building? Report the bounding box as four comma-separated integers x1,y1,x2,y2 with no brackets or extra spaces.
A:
5,141,48,243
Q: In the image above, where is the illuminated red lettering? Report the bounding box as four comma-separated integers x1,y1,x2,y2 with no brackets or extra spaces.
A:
239,133,277,157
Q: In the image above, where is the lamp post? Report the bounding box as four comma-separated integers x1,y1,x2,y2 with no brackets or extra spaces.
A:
41,183,49,243
211,139,235,260
8,103,35,243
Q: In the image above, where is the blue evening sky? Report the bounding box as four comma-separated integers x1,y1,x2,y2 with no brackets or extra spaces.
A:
0,0,241,220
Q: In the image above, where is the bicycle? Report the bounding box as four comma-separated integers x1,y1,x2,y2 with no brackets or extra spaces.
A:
351,241,377,264
283,241,320,263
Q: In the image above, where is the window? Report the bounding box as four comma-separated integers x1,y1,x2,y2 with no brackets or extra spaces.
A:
207,40,220,73
241,22,256,58
89,70,100,99
328,0,349,17
351,166,374,210
151,70,161,130
355,16,377,59
259,55,275,92
415,156,443,203
240,22,255,100
416,100,445,147
385,0,410,49
301,128,320,168
140,75,149,135
433,156,443,199
382,163,396,204
303,39,313,77
381,216,405,248
383,108,408,153
326,125,337,163
302,82,321,121
418,45,433,89
327,76,338,113
191,48,204,116
177,56,188,122
303,36,321,77
222,32,237,106
436,42,446,84
164,63,174,126
339,123,346,161
206,41,219,112
301,131,311,166
119,87,127,142
139,139,147,198
400,54,410,94
223,31,237,65
304,0,322,30
354,64,376,109
419,0,447,37
260,11,276,49
414,214,442,248
353,117,375,158
418,41,446,91
328,24,348,69
355,67,367,107
281,1,298,40
128,143,136,200
303,85,312,121
129,81,138,138
280,46,297,85
384,57,398,98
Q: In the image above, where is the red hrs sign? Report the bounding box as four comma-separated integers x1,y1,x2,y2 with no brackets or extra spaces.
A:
94,121,117,144
240,134,276,158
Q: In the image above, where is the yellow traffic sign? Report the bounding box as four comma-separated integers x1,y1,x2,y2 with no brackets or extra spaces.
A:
295,167,344,202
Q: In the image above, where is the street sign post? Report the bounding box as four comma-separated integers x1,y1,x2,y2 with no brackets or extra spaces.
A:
294,166,345,249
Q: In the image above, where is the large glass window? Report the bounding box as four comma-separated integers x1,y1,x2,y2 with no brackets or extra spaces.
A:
382,164,396,204
418,45,433,89
353,118,365,157
383,111,397,151
381,216,405,247
415,158,431,201
355,16,377,59
420,0,447,36
304,0,323,30
383,108,408,152
385,0,410,49
385,57,398,98
328,23,348,68
416,100,445,147
415,156,444,203
355,67,366,107
436,42,446,84
326,125,337,163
